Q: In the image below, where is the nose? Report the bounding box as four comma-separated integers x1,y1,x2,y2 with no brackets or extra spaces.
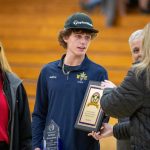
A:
80,37,86,44
137,51,142,61
138,50,142,57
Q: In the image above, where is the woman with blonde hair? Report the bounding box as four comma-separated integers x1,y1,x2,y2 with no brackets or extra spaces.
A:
0,42,32,150
89,23,150,150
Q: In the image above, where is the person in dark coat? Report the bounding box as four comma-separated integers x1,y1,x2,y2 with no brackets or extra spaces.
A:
116,29,143,150
89,29,143,150
88,23,150,150
0,42,32,150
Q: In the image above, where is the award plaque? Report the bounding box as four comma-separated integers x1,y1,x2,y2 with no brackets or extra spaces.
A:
75,81,105,132
43,120,62,150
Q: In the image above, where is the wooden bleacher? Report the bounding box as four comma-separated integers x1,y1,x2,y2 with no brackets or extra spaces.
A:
0,0,150,149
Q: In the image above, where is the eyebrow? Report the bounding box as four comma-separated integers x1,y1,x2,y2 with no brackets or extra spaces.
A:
133,47,139,50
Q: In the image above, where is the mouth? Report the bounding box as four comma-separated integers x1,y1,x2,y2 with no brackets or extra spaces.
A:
77,47,86,52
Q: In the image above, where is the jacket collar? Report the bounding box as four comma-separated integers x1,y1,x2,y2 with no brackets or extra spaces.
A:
4,71,22,90
58,54,90,71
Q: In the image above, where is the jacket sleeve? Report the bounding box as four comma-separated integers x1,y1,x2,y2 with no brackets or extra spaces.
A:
32,68,48,149
100,69,145,118
17,84,32,150
98,68,108,81
113,121,130,140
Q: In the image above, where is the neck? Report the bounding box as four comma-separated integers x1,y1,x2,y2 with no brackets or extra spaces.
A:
64,53,85,66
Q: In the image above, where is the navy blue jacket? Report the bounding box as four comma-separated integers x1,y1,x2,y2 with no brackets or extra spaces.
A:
32,55,108,150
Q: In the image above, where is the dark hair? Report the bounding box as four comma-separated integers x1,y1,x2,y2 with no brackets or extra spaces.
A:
58,28,97,49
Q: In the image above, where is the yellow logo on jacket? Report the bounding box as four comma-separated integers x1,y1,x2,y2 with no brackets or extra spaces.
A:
76,72,88,81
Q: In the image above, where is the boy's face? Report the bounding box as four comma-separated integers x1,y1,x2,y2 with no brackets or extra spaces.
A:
130,39,142,63
64,31,92,56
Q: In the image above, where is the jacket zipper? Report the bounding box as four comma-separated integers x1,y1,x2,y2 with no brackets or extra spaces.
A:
67,74,69,80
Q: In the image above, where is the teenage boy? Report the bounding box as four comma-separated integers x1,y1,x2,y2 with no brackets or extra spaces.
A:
32,12,108,150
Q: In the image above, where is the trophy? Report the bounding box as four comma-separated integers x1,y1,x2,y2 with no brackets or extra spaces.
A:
75,81,105,132
43,120,62,150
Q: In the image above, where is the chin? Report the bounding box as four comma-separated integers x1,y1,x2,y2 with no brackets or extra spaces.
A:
76,52,86,56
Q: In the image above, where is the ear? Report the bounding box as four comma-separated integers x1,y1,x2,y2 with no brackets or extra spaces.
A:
63,36,69,43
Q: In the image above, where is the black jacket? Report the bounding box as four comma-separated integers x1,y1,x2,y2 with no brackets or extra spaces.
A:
3,72,32,150
114,119,131,150
101,68,150,150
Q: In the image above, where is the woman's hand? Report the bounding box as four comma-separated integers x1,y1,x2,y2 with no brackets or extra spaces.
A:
100,80,116,90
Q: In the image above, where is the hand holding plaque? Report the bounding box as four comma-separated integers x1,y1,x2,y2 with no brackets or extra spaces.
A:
75,81,105,132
